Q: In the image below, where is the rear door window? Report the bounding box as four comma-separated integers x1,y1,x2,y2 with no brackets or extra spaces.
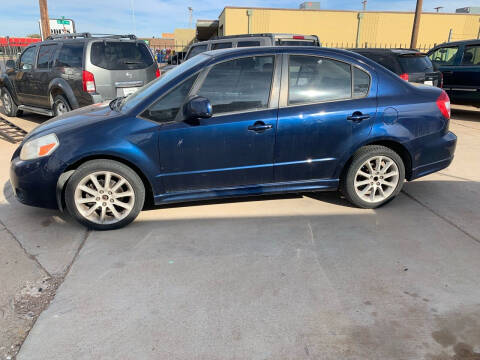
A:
37,44,57,70
90,41,153,70
237,41,261,47
461,45,480,66
428,46,459,66
55,43,84,68
398,54,433,73
186,44,207,59
288,55,352,105
211,42,232,50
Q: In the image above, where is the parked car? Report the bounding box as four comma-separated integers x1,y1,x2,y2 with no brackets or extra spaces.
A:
10,46,456,230
427,39,480,107
350,48,442,87
161,33,321,74
0,33,160,117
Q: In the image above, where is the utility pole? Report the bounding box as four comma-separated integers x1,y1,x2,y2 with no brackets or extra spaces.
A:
39,0,50,40
188,7,193,28
434,6,443,12
362,0,367,11
410,0,423,49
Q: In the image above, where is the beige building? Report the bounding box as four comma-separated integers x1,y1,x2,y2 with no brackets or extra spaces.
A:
215,6,480,49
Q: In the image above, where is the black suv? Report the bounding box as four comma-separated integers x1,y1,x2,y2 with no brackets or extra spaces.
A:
350,48,442,87
0,33,159,117
427,39,480,107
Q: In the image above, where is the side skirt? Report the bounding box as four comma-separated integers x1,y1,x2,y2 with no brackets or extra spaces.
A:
154,179,339,205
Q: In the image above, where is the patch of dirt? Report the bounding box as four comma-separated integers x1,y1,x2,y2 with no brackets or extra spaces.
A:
0,276,62,360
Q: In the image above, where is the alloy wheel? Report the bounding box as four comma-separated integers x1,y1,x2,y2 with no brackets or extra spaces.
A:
74,171,135,224
353,155,399,203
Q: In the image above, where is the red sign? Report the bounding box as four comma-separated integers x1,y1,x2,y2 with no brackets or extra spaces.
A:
0,37,41,47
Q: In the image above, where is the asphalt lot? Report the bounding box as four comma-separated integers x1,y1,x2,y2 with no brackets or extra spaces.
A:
0,106,479,359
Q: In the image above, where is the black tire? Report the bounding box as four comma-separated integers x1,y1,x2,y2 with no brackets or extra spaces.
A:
341,145,405,209
1,87,19,117
53,95,71,116
65,160,145,230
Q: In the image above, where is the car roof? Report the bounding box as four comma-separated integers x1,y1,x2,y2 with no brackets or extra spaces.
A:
433,39,480,47
201,46,375,65
350,48,424,55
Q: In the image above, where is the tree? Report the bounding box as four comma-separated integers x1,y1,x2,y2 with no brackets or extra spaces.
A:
27,34,41,38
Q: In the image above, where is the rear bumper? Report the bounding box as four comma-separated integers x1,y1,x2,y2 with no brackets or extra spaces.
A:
410,131,457,180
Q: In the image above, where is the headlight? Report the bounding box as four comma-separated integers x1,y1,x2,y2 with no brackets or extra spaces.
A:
20,133,59,161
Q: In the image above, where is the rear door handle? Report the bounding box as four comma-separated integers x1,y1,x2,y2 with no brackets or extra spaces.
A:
347,112,370,122
248,121,273,132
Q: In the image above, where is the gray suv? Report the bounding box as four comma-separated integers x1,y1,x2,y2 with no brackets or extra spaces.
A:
0,33,159,117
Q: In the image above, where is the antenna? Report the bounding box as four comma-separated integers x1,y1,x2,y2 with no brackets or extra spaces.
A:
188,7,193,28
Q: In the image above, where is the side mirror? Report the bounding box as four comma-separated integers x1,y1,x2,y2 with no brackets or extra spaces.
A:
5,60,15,70
183,96,212,120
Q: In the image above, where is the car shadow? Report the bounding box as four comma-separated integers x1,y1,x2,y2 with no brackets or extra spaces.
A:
451,108,480,123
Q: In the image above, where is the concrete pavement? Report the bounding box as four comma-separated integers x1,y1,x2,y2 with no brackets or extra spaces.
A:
0,107,479,359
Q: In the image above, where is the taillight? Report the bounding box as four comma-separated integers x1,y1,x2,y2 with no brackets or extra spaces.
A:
399,73,409,81
82,70,96,93
155,68,161,78
436,90,451,120
293,35,305,39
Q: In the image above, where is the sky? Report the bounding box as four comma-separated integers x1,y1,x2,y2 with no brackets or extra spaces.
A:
0,0,478,38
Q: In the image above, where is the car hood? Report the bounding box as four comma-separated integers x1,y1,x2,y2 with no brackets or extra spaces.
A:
24,102,122,141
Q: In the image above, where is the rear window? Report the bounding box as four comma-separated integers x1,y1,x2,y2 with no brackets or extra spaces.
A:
90,41,153,70
357,52,398,73
275,40,317,46
398,54,433,73
56,43,83,68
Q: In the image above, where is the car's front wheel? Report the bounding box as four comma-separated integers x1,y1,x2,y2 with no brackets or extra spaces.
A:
1,88,18,117
65,160,145,230
341,145,405,209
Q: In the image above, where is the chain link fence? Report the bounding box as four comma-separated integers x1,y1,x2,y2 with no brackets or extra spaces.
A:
0,46,22,72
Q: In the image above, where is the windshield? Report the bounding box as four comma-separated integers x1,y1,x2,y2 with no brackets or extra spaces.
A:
121,54,209,111
398,54,433,73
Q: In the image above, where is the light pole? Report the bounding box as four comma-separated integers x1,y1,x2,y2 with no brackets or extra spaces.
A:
39,0,50,40
410,0,423,49
130,0,137,35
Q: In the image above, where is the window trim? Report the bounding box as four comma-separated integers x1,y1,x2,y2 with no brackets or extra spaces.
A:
280,53,372,108
190,54,281,118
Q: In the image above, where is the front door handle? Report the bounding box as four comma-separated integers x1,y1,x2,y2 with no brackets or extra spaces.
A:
248,121,273,132
347,112,370,122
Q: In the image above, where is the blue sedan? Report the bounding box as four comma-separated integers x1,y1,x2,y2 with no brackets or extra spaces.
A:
10,47,457,230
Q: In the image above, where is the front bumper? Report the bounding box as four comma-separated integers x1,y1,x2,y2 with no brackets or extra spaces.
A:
410,131,457,180
10,155,65,209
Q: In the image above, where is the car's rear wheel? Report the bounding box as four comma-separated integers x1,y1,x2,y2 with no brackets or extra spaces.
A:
1,88,18,117
341,145,405,209
65,160,145,230
53,95,71,116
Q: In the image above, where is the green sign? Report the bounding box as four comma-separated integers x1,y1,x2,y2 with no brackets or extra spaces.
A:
57,19,70,25
144,40,149,45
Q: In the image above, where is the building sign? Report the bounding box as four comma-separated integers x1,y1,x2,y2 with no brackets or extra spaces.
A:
39,18,76,39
